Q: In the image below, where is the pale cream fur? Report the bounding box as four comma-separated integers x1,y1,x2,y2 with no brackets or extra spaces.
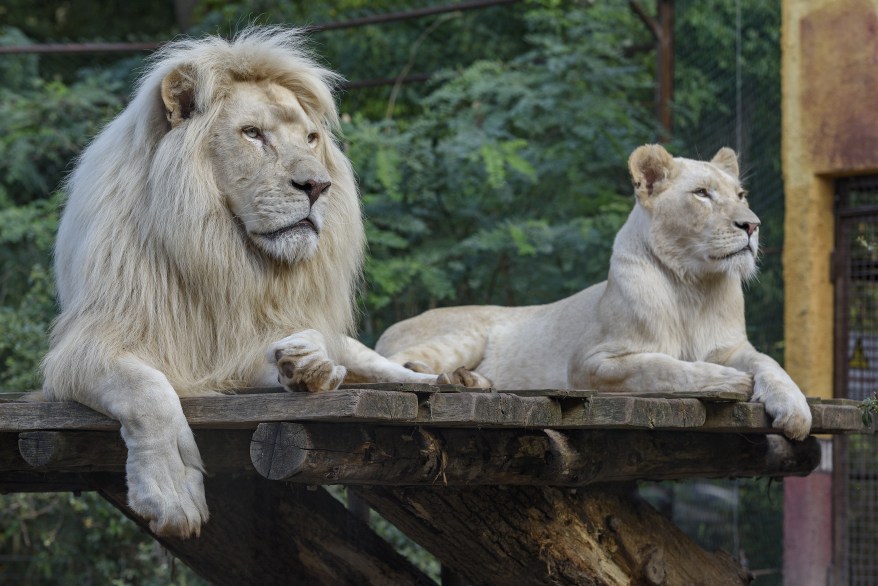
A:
377,145,813,441
41,27,435,539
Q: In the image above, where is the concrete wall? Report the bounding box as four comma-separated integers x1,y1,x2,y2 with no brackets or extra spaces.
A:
782,1,878,584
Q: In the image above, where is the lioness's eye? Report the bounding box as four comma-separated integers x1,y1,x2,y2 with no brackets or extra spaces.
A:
242,126,261,139
307,132,319,147
738,191,748,200
693,188,710,198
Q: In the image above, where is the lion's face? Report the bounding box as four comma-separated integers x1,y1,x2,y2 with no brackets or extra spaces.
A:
208,80,332,264
629,145,760,280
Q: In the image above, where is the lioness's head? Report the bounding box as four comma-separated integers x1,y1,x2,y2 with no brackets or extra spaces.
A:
158,34,347,266
628,144,760,280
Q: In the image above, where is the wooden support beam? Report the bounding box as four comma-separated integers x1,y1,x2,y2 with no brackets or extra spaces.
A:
15,430,254,474
353,483,751,585
251,423,820,486
97,477,435,586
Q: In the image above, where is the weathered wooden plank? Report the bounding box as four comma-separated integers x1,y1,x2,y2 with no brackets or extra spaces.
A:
502,389,597,398
702,402,872,434
15,430,256,474
811,403,871,433
0,389,420,432
595,389,751,402
353,483,751,585
182,389,419,427
417,392,561,426
560,396,706,428
0,391,870,434
97,478,435,586
0,401,120,431
0,393,27,403
251,423,820,486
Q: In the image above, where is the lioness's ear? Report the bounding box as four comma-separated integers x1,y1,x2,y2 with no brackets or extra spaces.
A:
161,65,197,128
628,144,674,203
710,147,739,178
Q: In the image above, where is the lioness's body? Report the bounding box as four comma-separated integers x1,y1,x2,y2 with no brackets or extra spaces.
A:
378,145,812,440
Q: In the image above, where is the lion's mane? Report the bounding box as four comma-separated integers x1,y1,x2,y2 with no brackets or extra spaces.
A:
43,28,364,398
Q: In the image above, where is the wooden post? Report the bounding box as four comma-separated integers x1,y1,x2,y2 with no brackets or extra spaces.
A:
630,0,675,140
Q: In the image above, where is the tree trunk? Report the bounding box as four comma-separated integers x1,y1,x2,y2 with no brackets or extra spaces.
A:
353,483,751,586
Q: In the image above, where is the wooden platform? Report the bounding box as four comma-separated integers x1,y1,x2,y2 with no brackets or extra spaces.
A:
0,385,872,585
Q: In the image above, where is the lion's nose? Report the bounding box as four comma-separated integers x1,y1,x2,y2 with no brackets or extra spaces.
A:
292,179,331,206
735,220,759,237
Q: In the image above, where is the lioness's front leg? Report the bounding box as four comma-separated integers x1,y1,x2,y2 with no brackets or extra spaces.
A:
723,344,812,440
70,356,209,538
575,350,754,395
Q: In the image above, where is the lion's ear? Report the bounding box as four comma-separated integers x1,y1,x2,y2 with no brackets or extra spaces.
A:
710,147,739,178
628,144,674,203
161,65,197,128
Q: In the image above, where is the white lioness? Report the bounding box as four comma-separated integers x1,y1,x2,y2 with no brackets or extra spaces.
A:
377,144,812,440
41,29,437,539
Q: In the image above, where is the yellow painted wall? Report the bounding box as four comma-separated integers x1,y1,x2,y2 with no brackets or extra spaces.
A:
783,0,878,399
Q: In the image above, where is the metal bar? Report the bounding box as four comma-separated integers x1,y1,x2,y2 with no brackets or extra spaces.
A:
342,73,432,90
305,0,522,32
656,0,675,140
0,0,522,55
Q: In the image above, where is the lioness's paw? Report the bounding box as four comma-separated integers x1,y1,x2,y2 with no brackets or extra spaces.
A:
124,423,209,539
403,360,435,374
437,366,493,389
752,372,812,441
698,365,754,396
268,330,346,392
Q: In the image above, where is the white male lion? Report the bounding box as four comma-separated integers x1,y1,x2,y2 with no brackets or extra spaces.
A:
377,144,812,441
42,28,437,539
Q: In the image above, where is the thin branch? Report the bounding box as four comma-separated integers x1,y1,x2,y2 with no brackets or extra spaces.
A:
629,1,661,41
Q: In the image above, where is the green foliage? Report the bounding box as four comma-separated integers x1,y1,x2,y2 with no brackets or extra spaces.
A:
349,4,656,339
0,492,206,585
860,392,878,427
0,34,126,392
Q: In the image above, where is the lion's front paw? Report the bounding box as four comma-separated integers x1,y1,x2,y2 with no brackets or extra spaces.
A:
752,372,812,441
268,330,346,392
697,365,754,396
123,422,208,539
437,366,493,389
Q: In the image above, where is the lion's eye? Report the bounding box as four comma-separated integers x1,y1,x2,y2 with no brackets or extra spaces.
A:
738,191,748,200
693,188,710,198
242,126,262,140
307,132,319,148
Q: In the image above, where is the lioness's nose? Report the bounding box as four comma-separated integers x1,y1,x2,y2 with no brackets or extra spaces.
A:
736,220,759,237
292,179,331,206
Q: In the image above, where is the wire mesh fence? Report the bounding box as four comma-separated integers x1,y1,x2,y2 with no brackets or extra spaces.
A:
649,1,786,582
834,175,878,585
